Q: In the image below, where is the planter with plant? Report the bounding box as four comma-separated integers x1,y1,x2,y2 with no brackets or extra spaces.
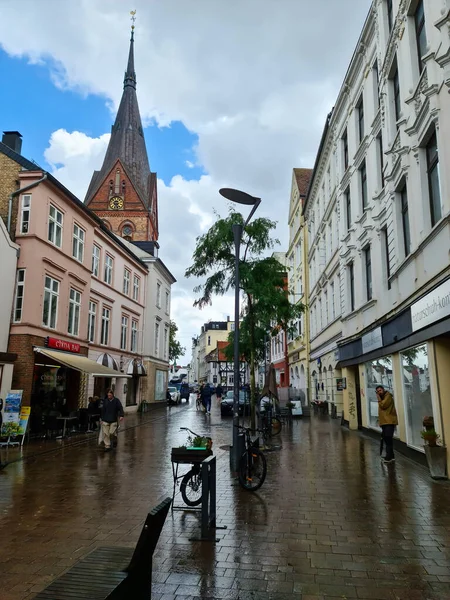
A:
171,432,213,463
421,421,447,480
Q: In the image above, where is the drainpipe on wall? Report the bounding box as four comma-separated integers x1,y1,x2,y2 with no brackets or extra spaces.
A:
7,173,48,234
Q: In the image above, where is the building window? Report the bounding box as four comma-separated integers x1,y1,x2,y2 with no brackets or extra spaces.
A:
414,0,427,74
101,307,111,345
88,301,96,343
123,268,131,296
387,0,393,32
165,290,170,314
345,187,351,230
72,224,85,263
364,247,372,301
357,96,364,143
365,355,393,429
360,161,368,211
131,320,138,352
48,205,63,248
348,262,355,312
382,227,391,289
401,343,432,450
43,276,59,329
133,275,140,301
324,290,328,324
392,66,401,125
373,61,380,109
92,245,100,277
104,255,113,285
154,321,160,356
156,282,161,308
400,184,411,257
68,288,81,336
342,129,349,171
164,328,169,360
122,225,133,241
13,269,25,323
20,194,31,234
208,335,211,346
330,281,335,320
377,133,385,189
426,132,441,226
121,315,129,350
115,169,120,195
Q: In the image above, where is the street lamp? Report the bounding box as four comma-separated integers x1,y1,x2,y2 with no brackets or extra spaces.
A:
219,188,261,471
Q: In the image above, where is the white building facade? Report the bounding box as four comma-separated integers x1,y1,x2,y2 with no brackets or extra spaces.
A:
307,0,450,461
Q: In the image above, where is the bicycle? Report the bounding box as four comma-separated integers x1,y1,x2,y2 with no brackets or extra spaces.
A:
236,424,267,491
260,404,282,442
177,427,212,506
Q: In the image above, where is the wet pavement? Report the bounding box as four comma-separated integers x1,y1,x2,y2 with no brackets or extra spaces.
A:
1,402,450,600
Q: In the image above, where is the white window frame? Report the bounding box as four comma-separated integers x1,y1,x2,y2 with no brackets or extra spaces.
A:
121,315,129,350
154,321,160,356
123,268,131,296
101,307,111,346
43,276,59,329
164,327,168,360
72,223,85,263
92,245,101,277
104,255,113,285
48,204,63,248
131,320,138,352
68,288,81,336
156,282,161,308
88,301,97,343
165,290,170,314
133,275,140,301
13,269,26,323
20,194,31,234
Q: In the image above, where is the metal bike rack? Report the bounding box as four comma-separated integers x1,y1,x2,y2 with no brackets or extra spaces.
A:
189,455,227,542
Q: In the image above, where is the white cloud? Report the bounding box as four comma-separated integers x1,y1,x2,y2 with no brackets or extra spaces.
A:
0,0,372,361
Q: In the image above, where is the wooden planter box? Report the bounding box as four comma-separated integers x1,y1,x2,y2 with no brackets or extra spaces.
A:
171,447,212,464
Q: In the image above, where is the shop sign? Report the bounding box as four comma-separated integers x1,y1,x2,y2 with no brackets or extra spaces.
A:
411,279,450,332
336,377,346,391
362,327,383,354
45,337,80,353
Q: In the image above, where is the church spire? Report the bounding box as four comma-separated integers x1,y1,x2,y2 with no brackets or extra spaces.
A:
124,11,136,90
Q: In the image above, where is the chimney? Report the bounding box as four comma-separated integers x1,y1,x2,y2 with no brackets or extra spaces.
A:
2,131,22,154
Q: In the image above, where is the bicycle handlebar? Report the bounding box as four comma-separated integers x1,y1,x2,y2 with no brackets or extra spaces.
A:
234,424,264,434
179,426,211,438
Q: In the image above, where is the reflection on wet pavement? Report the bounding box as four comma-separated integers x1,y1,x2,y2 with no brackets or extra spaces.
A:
1,403,450,599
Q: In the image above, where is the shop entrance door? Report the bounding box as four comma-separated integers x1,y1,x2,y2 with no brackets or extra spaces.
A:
126,376,138,406
355,368,363,430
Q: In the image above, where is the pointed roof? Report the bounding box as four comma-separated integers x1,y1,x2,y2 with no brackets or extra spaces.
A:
85,28,151,207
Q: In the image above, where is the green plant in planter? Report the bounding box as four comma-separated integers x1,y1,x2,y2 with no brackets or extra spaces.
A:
421,429,441,447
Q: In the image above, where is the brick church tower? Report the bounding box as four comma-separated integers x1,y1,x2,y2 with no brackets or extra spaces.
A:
85,27,158,242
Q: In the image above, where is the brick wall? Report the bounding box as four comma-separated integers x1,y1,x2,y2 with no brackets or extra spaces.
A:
0,153,20,238
8,334,89,406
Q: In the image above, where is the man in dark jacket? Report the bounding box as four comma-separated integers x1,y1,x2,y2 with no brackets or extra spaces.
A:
100,389,124,451
201,383,212,415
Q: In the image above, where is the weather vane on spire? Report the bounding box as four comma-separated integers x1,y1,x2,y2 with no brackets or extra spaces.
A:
130,9,136,29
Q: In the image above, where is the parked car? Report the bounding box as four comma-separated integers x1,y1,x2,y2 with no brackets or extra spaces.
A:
220,391,249,417
167,386,181,405
180,383,190,402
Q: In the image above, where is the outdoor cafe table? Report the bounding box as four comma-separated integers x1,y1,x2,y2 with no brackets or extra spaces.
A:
57,416,78,439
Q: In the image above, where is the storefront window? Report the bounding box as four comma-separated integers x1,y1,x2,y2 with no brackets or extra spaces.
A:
365,356,393,429
401,343,432,450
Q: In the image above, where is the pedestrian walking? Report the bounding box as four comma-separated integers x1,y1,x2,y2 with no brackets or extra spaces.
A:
201,383,212,414
215,383,223,407
100,389,124,452
376,385,398,464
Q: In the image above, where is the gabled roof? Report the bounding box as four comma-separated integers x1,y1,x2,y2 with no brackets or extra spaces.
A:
0,140,41,171
84,30,152,208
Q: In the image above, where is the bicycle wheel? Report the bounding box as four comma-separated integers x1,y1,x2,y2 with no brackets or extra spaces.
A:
238,448,267,491
271,417,282,436
180,469,202,506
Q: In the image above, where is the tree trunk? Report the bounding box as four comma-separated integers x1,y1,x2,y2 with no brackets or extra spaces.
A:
247,294,257,431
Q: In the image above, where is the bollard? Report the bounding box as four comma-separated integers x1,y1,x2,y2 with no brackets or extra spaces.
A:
190,455,227,542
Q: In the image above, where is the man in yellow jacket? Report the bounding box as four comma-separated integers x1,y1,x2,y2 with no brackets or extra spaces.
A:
376,385,398,463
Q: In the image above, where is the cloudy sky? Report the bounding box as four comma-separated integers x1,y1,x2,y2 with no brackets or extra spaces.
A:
0,0,371,362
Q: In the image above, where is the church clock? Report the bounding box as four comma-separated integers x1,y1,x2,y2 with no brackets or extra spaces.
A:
109,196,124,210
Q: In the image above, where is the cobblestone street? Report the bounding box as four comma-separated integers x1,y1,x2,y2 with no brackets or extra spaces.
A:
1,403,450,600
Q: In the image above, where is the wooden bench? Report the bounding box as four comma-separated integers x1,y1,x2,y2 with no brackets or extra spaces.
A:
33,497,172,600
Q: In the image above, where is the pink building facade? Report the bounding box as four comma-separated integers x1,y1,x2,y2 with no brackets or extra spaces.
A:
9,170,148,433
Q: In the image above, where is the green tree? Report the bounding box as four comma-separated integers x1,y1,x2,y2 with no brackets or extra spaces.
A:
185,211,304,427
169,320,185,364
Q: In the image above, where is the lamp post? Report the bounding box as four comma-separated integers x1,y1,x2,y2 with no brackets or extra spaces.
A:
219,188,261,471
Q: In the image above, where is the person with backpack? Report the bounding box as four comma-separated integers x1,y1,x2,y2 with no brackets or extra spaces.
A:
376,385,398,464
215,383,223,407
201,383,213,415
100,389,124,451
